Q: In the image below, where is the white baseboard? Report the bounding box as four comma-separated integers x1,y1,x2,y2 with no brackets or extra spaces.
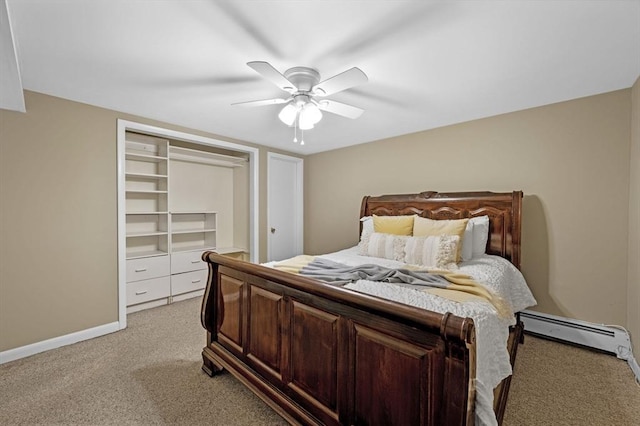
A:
629,353,640,385
0,321,120,365
521,310,640,382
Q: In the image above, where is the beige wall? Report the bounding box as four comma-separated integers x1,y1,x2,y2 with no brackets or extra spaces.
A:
0,90,301,352
630,76,640,356
2,87,635,355
306,90,632,329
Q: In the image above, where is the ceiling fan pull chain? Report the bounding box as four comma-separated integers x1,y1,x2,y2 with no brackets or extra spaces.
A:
293,120,298,143
300,128,305,145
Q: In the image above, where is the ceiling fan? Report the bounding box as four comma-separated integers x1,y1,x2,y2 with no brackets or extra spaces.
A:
233,61,368,144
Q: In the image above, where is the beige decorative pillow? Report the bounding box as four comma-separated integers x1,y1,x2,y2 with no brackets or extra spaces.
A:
358,232,407,261
412,216,469,261
372,215,415,236
404,235,460,270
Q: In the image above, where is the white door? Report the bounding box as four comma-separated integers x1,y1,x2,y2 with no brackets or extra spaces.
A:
268,153,303,262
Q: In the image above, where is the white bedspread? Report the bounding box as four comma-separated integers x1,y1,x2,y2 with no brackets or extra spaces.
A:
314,246,537,426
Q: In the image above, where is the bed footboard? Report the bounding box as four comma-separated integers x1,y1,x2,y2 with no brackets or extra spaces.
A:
201,252,477,426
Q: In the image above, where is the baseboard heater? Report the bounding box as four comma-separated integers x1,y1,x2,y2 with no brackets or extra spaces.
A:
520,310,639,383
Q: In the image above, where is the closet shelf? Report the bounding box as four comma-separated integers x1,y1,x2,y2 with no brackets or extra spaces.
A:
125,172,168,179
126,250,168,260
215,247,246,255
171,211,218,215
126,189,168,194
171,228,216,235
126,231,169,238
171,245,216,254
125,152,168,163
126,211,169,215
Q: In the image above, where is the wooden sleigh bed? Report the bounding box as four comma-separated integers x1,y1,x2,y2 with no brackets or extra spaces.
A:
200,191,525,425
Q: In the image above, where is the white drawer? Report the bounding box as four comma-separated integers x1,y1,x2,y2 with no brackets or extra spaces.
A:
126,255,169,282
171,269,208,296
171,251,207,274
127,276,170,306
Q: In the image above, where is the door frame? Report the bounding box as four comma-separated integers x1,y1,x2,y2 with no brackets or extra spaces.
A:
117,119,259,329
267,152,304,262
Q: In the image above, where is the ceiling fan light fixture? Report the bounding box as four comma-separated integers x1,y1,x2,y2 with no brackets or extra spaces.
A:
278,103,298,126
298,120,314,130
298,102,322,129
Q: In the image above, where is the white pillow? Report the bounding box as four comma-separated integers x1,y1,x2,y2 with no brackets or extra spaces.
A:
360,216,373,239
470,216,489,257
404,235,460,270
461,220,474,262
358,232,407,261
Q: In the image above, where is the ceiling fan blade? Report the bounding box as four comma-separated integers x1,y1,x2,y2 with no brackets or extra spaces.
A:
312,67,368,97
247,61,296,93
232,98,290,107
317,100,364,119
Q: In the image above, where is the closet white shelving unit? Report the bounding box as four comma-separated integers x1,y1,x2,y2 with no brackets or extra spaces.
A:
124,133,171,312
124,135,169,258
123,132,249,313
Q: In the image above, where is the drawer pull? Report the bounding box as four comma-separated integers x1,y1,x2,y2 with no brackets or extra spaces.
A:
191,279,201,284
191,260,200,264
135,290,148,295
135,268,147,272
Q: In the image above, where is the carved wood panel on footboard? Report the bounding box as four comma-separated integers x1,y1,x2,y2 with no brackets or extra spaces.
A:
201,253,476,426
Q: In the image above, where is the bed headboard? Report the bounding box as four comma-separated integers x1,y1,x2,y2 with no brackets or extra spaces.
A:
360,191,523,269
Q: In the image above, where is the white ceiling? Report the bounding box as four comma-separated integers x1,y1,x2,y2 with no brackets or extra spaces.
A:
3,0,639,154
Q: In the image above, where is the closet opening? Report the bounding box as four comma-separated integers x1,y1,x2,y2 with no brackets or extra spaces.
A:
116,119,258,329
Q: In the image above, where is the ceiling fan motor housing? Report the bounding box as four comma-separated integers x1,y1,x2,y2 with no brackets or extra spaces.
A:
283,67,321,93
293,94,312,107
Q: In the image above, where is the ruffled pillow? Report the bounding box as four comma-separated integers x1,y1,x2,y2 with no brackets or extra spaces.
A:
403,235,460,270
